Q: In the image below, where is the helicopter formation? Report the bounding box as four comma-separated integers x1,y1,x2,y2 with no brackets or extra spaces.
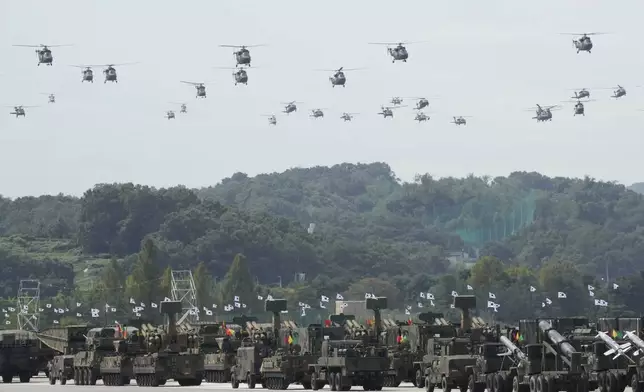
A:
8,34,642,123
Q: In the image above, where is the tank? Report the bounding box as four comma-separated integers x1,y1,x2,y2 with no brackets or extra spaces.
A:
132,300,204,387
202,318,251,383
0,329,40,383
99,326,145,385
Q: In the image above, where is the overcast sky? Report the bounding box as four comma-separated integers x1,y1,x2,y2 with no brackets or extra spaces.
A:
1,0,643,198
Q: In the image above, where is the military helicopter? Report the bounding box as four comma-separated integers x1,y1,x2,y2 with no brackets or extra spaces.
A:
390,97,404,106
526,104,561,122
368,41,426,63
7,105,38,118
407,97,438,110
166,110,176,120
170,102,188,114
213,66,256,85
219,44,266,67
262,114,277,125
181,81,210,98
315,67,366,87
611,85,626,98
282,101,301,115
310,109,327,119
560,33,608,54
414,112,430,122
69,65,95,82
41,93,56,103
378,105,405,118
340,112,358,122
569,88,591,99
562,99,595,116
451,116,472,125
13,44,72,66
97,63,138,83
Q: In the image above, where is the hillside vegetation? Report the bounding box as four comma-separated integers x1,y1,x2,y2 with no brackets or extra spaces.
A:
2,162,644,326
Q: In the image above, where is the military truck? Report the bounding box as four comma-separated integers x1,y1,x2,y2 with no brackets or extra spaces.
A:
132,300,204,386
261,316,346,390
39,325,92,385
309,297,389,391
71,326,127,385
413,296,481,392
232,299,286,389
0,329,40,383
202,317,251,383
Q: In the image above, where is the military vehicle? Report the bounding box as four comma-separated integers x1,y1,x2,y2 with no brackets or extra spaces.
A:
261,317,346,390
133,300,204,386
70,325,127,385
309,297,389,391
39,325,92,385
232,299,286,389
0,329,41,383
382,312,447,388
414,296,481,392
99,326,145,385
202,317,253,383
593,318,644,392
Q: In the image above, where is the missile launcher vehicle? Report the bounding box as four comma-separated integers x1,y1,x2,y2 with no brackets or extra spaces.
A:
232,299,286,389
308,297,389,391
595,317,644,392
202,317,252,383
132,301,204,386
40,325,92,385
69,325,130,385
0,329,41,383
99,326,145,385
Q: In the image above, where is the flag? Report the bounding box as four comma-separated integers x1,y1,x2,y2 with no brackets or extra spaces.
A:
613,283,619,290
324,319,332,327
451,291,458,297
336,293,344,300
115,322,122,337
420,292,426,299
587,285,595,291
123,325,128,338
612,329,623,339
467,285,473,290
589,291,594,297
427,293,435,300
407,318,413,325
529,286,536,292
489,292,496,299
557,292,567,299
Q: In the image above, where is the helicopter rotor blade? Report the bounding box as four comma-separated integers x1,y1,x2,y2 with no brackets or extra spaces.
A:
219,44,267,48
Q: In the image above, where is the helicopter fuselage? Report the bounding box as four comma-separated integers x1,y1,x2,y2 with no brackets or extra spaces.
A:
613,89,626,98
235,51,251,67
574,39,593,53
268,117,277,125
311,111,324,118
167,113,175,119
37,50,53,66
234,71,248,85
415,116,429,122
381,111,393,118
11,109,26,117
104,68,118,83
284,105,296,114
574,105,584,116
180,105,187,113
82,70,94,82
416,100,429,110
196,86,206,98
534,112,552,122
573,91,590,99
330,72,346,87
388,47,408,62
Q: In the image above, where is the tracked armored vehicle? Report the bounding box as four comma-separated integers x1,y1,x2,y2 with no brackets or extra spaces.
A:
0,329,40,383
100,326,145,385
71,326,126,385
232,300,286,389
309,297,389,391
202,317,250,383
39,325,92,385
133,300,203,386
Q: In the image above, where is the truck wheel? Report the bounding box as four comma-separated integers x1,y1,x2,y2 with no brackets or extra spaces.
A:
442,376,451,392
536,375,545,392
513,376,520,392
631,375,641,392
49,375,56,385
426,377,435,392
416,370,425,388
19,372,30,383
495,374,505,392
60,375,67,386
608,373,618,392
330,372,337,391
303,381,312,389
248,374,256,389
231,374,239,389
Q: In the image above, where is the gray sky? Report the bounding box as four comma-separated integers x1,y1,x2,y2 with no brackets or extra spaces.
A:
1,0,643,198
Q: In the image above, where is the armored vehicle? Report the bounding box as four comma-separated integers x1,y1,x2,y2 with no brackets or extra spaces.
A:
0,329,40,383
202,317,251,383
39,325,92,385
100,326,144,385
309,297,389,391
71,326,125,385
132,301,204,386
414,296,480,392
261,316,346,390
233,300,286,389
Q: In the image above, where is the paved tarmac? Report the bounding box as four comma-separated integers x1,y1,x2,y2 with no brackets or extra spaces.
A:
2,377,426,391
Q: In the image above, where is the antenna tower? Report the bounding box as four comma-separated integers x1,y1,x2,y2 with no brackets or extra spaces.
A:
17,279,41,331
170,270,198,324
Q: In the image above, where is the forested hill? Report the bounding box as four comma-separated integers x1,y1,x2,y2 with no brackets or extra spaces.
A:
3,162,644,323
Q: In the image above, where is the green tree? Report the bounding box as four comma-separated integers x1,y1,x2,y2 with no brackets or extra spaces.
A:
159,266,172,300
99,258,125,310
194,262,213,311
219,254,256,309
125,239,160,305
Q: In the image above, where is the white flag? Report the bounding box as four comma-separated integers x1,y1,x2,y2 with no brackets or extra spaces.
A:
365,293,373,299
258,295,264,300
234,302,241,308
557,292,567,299
542,302,546,308
280,310,288,314
451,291,458,297
613,283,619,290
420,292,426,299
546,298,552,305
140,302,145,308
427,293,435,300
135,313,141,317
212,304,218,309
53,320,59,324
321,295,329,302
110,307,116,312
587,285,595,291
3,314,8,318
336,293,344,300
319,302,327,309
417,302,424,308
54,309,59,313
91,312,99,318
46,304,52,309
130,298,135,304
489,292,496,299
595,299,608,307
589,291,594,297
341,302,348,309
267,295,274,301
151,303,158,308
487,301,496,308
405,309,411,315
1,309,5,313
8,307,15,312
234,296,240,302
205,310,213,316
76,313,82,317
242,303,247,308
163,297,171,302
450,304,455,309
530,286,536,292
5,320,10,325
430,300,435,307
76,302,82,307
467,285,473,290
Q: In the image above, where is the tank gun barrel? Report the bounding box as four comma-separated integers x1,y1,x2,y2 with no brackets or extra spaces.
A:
500,335,527,361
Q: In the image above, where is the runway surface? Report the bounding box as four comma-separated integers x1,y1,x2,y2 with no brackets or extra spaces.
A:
2,377,426,391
